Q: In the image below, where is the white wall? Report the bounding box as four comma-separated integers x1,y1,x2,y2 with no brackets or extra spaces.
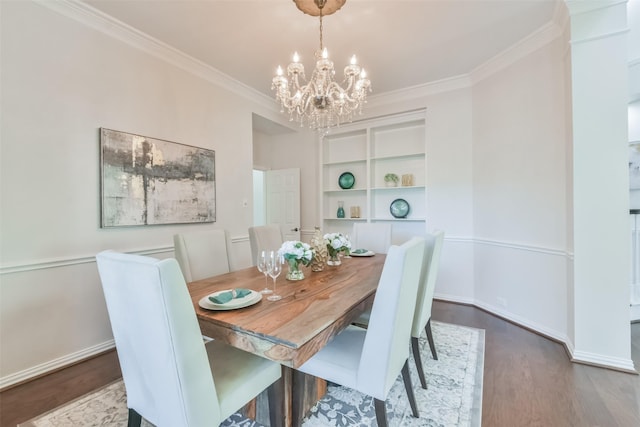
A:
471,37,569,339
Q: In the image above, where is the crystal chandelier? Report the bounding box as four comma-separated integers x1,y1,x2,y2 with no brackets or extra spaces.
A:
271,0,371,132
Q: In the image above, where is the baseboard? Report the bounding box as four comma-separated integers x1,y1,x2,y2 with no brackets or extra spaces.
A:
0,340,115,391
436,296,638,375
570,350,637,374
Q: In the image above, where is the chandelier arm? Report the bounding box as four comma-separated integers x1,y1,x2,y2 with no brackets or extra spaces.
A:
325,82,359,104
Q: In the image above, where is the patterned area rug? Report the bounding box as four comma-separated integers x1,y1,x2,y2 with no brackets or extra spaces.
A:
20,322,484,427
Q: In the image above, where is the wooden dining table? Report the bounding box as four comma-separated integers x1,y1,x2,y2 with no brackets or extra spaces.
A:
188,254,386,427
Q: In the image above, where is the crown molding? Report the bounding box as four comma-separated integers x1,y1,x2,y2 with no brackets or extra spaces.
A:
365,74,472,109
33,0,278,112
470,21,563,84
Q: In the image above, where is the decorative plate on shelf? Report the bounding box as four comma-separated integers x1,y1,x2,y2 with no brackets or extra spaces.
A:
338,172,355,189
390,198,410,219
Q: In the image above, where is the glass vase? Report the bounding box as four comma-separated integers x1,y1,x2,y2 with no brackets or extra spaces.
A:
337,201,345,218
327,248,342,266
286,259,305,281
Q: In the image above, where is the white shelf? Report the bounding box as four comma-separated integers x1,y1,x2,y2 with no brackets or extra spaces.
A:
323,159,366,166
371,185,425,191
371,217,427,222
324,217,368,221
320,110,428,239
371,153,425,161
324,188,367,194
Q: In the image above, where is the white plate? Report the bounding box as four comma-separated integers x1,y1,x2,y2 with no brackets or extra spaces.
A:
350,250,375,257
199,289,262,311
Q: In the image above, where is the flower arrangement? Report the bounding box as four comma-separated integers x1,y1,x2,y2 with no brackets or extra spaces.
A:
323,232,351,266
278,240,314,280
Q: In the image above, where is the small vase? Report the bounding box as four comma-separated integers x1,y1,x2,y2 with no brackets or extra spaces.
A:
286,259,305,281
337,201,345,218
327,249,341,266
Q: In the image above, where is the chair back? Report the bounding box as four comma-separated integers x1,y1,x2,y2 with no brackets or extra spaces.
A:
411,230,445,338
358,237,425,400
173,229,232,282
351,223,392,254
248,224,283,264
95,251,220,427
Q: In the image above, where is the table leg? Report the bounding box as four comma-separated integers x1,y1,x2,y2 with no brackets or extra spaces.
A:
290,367,327,426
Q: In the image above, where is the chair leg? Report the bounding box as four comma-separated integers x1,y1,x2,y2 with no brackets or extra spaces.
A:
401,361,420,418
373,398,388,427
267,377,285,427
426,318,438,360
411,336,428,389
127,408,142,427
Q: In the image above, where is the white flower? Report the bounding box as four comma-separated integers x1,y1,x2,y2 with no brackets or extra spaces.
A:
323,233,351,254
278,240,314,266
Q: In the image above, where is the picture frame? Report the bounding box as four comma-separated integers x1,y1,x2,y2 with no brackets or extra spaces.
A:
100,128,216,227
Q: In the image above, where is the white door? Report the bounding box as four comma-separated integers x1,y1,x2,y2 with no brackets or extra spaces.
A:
266,168,301,241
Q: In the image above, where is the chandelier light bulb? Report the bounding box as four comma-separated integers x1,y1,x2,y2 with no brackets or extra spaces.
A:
350,55,357,65
322,48,328,59
360,69,366,78
293,52,300,63
276,66,283,76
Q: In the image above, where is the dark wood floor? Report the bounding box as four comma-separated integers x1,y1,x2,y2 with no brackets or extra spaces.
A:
1,301,639,427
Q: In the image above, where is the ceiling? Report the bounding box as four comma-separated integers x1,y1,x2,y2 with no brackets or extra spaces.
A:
82,0,558,99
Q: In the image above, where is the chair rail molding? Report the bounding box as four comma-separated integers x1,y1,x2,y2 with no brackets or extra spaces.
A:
0,235,250,275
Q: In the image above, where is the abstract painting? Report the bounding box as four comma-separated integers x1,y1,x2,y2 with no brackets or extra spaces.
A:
100,128,215,227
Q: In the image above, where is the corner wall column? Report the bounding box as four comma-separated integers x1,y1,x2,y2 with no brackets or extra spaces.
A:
566,0,633,370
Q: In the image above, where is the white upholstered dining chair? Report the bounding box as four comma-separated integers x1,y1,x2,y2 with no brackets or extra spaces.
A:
295,237,425,427
351,222,392,254
248,224,283,265
95,251,283,427
354,230,446,390
410,230,445,389
173,229,232,282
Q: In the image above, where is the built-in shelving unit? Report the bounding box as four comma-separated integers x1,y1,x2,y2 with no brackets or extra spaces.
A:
320,110,427,242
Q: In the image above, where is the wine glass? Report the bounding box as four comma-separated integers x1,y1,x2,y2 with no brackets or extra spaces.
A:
257,250,273,294
267,251,283,301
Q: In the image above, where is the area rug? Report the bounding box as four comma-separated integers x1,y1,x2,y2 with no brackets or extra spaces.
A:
20,321,484,427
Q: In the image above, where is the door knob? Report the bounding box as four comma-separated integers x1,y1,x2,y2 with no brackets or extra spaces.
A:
291,227,300,232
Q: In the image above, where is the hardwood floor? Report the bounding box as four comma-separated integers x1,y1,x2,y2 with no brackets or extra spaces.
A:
1,301,639,427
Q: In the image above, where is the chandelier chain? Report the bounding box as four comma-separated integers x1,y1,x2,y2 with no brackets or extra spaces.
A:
319,9,324,52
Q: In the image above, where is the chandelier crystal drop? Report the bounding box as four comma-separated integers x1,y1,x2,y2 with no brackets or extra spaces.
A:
272,0,371,133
